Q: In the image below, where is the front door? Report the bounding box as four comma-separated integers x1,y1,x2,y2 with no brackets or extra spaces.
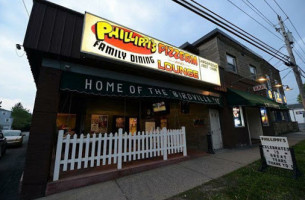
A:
245,107,263,143
209,109,223,150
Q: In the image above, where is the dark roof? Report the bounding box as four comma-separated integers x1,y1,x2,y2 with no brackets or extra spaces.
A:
23,0,85,83
192,28,263,59
288,103,303,109
23,0,84,59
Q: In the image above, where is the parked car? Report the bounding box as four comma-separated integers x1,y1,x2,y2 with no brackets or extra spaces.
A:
0,131,7,158
2,130,24,147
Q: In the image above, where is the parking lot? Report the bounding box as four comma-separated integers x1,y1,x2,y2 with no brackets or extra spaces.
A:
0,132,29,200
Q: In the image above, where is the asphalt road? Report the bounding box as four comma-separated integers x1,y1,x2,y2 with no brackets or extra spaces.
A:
0,132,29,200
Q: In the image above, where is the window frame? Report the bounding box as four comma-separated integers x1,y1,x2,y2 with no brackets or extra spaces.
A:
226,53,237,73
249,65,257,80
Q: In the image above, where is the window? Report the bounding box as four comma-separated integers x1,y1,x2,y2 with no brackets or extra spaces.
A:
2,112,5,115
260,107,269,126
226,54,237,72
249,65,257,80
5,119,9,122
233,106,245,127
266,75,272,89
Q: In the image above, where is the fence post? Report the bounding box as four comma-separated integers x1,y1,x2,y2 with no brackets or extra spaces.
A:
182,126,187,156
53,130,64,181
117,129,123,170
162,128,168,160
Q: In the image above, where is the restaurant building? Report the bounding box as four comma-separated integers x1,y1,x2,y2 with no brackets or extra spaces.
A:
21,1,224,199
21,1,297,199
182,28,298,147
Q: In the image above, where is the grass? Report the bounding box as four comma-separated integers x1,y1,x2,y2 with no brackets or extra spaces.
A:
170,140,305,200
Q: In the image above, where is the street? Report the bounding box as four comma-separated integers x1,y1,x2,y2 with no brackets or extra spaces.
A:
0,132,28,200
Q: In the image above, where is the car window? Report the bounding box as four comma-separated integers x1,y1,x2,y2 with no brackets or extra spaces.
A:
0,133,3,138
3,131,21,136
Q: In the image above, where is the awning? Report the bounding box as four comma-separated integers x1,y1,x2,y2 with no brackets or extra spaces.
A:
226,88,283,109
60,72,222,105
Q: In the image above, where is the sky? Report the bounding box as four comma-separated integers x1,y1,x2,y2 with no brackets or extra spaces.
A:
0,0,305,112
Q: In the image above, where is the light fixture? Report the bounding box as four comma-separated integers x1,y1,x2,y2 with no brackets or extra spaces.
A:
274,83,282,88
284,85,293,91
16,44,22,50
257,76,267,82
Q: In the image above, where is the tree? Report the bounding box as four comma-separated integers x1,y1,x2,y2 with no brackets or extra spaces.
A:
297,84,305,104
11,103,32,131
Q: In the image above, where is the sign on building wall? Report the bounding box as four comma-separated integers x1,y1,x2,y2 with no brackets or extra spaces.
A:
253,84,266,92
232,106,245,127
60,72,222,105
80,13,221,86
266,89,273,100
260,136,293,170
273,91,283,104
260,107,269,126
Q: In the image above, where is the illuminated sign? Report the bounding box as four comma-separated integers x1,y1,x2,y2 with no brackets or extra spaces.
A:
260,107,269,126
232,106,245,127
80,13,221,86
267,89,273,100
273,91,283,104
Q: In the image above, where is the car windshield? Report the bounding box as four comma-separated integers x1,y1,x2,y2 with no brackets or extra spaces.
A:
3,131,21,136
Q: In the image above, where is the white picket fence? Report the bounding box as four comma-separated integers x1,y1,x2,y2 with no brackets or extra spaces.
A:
53,127,187,181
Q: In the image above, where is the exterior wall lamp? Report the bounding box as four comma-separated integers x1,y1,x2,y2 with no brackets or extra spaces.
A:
257,76,268,82
283,85,293,91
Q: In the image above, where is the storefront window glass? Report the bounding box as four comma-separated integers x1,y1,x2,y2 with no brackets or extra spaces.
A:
56,113,76,135
91,115,108,133
115,117,125,129
56,113,76,130
233,106,245,127
129,118,137,135
260,107,269,126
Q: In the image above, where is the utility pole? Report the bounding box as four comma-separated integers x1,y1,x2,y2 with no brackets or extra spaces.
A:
278,15,305,109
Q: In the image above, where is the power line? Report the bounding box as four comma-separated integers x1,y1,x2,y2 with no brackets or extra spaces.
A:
272,59,282,67
294,49,305,65
191,0,284,54
268,46,284,62
281,69,292,80
298,66,305,74
272,0,288,19
226,0,283,42
190,0,286,57
21,0,30,17
272,0,305,55
280,67,290,72
172,0,289,63
292,35,305,58
243,0,275,28
263,0,279,16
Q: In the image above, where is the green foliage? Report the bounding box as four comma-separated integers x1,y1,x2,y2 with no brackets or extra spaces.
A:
11,103,32,131
172,140,305,200
297,94,302,104
297,84,305,104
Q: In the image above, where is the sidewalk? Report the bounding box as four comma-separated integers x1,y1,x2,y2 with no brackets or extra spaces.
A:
38,132,305,200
